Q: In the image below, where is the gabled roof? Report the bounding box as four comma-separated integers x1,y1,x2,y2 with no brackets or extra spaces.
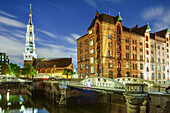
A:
88,13,119,30
123,24,148,36
34,58,72,69
155,28,170,38
132,25,148,36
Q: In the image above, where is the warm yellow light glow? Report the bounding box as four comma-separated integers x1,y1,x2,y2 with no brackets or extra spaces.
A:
7,92,9,101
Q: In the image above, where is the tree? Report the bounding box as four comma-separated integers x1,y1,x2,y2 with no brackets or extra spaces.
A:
62,68,75,79
22,63,37,78
9,63,21,77
0,62,11,75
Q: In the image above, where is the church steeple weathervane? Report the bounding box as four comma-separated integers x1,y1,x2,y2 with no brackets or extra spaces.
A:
23,4,37,64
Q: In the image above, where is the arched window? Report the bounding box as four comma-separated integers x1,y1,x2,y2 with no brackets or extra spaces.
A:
163,73,165,79
146,36,148,41
109,71,113,79
80,73,83,79
86,72,88,78
140,73,143,79
96,23,99,33
146,50,149,55
147,58,149,63
108,60,113,68
126,72,130,77
152,73,154,79
117,24,121,35
147,67,149,71
126,62,129,69
158,73,161,79
85,63,88,69
146,43,148,48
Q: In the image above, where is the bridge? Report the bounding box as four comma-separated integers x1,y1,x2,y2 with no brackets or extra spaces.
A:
42,76,168,96
0,76,32,84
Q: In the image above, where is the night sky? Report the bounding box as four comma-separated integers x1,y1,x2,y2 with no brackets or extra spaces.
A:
0,0,170,68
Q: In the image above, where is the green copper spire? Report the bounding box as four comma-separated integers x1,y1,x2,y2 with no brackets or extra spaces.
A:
146,23,151,31
117,12,123,22
167,28,170,34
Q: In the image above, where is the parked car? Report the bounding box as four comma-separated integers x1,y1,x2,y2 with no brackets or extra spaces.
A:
165,86,170,94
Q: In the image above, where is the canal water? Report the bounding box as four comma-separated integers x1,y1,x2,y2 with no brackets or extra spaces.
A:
0,87,170,113
0,88,126,113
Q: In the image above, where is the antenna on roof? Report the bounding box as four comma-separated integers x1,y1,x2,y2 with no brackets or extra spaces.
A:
109,9,110,15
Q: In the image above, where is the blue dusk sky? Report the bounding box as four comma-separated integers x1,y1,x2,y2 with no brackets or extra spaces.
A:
0,0,170,68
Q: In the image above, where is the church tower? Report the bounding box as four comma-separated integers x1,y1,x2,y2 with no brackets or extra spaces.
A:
23,4,37,65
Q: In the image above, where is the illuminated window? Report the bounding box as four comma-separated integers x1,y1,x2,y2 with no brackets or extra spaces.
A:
90,57,94,64
80,64,83,70
90,49,94,54
91,66,95,73
158,65,161,71
109,60,113,68
90,40,94,46
86,72,88,78
108,50,112,57
85,63,88,69
126,62,129,69
80,73,83,79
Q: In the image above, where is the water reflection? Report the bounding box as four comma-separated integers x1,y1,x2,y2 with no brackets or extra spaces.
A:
0,88,127,113
1,87,169,113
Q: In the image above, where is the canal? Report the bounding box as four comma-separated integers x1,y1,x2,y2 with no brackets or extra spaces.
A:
0,87,170,113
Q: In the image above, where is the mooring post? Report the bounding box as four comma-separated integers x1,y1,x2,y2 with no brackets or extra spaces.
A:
123,84,150,113
59,80,67,106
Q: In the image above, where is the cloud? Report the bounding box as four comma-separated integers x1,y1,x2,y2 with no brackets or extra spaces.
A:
142,6,164,20
0,10,17,19
0,15,25,28
84,0,97,8
84,0,121,8
142,6,170,32
71,33,80,39
36,29,57,39
65,36,76,44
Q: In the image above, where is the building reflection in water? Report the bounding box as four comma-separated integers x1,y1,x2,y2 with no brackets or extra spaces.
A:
0,87,170,113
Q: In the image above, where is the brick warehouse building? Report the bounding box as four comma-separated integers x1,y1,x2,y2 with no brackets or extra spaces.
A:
77,11,170,82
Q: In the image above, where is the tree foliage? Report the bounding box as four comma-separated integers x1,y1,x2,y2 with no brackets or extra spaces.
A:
0,62,11,75
62,68,75,79
22,63,37,77
9,63,21,77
